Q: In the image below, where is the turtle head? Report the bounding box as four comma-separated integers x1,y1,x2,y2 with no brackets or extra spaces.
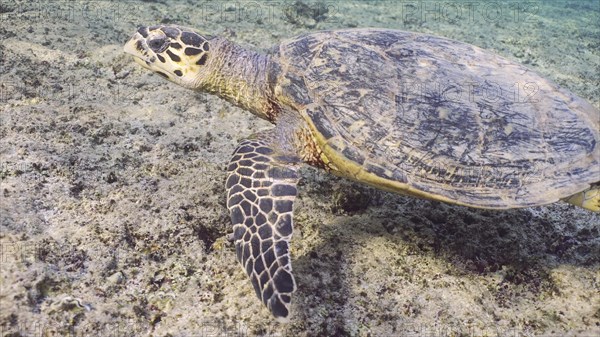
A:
124,25,212,89
125,25,275,121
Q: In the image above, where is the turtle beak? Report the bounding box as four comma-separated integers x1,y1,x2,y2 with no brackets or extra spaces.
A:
124,31,153,69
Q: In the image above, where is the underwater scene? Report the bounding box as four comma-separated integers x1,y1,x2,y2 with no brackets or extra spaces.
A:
1,0,599,336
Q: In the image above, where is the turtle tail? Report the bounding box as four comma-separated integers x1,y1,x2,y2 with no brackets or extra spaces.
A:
562,183,600,212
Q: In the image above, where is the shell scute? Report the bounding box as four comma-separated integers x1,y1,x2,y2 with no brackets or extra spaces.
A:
274,29,599,208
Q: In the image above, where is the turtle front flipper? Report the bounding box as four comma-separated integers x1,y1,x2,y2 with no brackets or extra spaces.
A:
226,136,299,321
562,183,600,212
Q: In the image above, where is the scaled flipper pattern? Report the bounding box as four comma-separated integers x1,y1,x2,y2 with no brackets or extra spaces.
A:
226,138,299,320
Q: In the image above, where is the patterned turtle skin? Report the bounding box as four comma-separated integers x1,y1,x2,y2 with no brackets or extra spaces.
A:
124,25,600,320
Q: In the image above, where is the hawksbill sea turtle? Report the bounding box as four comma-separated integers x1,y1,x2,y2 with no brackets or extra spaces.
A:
124,25,599,320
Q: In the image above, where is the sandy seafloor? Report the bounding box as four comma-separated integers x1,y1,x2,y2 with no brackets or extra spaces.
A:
1,0,599,336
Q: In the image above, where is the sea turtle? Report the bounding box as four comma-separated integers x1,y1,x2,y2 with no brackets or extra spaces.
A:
124,25,600,320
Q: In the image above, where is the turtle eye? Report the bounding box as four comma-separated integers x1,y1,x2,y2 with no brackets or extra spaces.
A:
148,37,167,53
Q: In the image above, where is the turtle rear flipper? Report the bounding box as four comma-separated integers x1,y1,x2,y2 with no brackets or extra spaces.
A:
563,183,600,212
226,134,300,321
